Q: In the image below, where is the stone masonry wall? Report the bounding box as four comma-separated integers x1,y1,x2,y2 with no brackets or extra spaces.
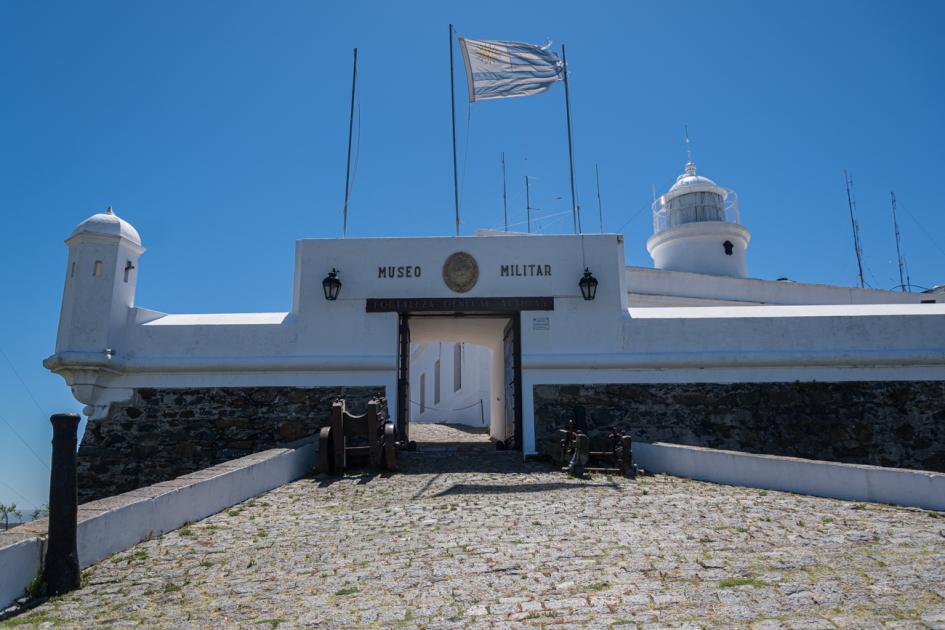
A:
533,381,945,473
77,386,384,503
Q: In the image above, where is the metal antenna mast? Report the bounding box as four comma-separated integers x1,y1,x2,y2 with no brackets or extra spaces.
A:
844,170,865,288
501,152,508,232
525,175,532,234
890,191,908,292
595,164,604,233
342,48,358,238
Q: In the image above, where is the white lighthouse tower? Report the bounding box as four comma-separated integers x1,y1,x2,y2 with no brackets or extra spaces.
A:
646,154,750,278
54,206,144,362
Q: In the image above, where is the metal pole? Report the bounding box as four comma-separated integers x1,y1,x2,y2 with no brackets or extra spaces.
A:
561,44,578,234
525,175,532,233
844,170,865,288
44,413,80,596
342,48,358,239
891,191,907,292
501,152,508,232
595,164,604,233
449,24,460,236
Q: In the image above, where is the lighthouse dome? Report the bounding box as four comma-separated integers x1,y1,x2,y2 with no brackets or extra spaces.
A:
667,162,721,194
67,206,141,247
654,161,733,231
646,158,750,278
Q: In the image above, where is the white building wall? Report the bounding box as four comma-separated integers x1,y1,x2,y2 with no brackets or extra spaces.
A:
46,225,945,456
410,342,490,427
627,266,938,307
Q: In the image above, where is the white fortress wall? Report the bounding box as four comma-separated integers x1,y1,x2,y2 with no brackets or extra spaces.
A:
626,266,937,307
48,221,945,460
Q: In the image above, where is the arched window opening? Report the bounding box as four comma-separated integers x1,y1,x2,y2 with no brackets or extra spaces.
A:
723,241,734,256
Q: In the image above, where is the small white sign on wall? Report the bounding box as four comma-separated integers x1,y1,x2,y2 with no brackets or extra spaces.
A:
532,316,550,331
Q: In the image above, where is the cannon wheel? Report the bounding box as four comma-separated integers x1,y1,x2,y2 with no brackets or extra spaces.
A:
383,423,398,471
318,426,334,475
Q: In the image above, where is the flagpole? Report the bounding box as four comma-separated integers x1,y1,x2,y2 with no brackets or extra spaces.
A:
561,44,578,234
525,174,532,234
449,24,460,236
342,48,358,239
595,163,604,233
501,152,508,231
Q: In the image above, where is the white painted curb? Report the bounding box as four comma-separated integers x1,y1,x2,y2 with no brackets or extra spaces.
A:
0,442,316,609
633,442,945,512
0,536,44,610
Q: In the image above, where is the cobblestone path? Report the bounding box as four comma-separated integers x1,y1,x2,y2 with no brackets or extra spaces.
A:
410,423,492,451
5,452,945,629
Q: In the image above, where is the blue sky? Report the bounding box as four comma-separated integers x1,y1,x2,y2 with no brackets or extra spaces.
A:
1,0,943,510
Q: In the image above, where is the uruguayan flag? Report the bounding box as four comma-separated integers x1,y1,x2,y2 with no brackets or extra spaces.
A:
459,37,563,102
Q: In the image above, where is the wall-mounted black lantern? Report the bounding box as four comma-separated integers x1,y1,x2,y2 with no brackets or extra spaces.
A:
322,268,342,301
579,268,598,301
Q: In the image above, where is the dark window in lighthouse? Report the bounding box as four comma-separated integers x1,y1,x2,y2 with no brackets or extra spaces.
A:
723,240,734,256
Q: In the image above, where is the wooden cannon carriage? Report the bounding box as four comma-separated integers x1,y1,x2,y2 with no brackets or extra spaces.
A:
318,397,398,474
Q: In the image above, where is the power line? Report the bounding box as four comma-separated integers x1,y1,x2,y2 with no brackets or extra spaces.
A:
0,348,53,471
490,209,571,233
0,477,41,510
0,411,50,471
1,348,50,420
901,201,945,260
615,174,678,233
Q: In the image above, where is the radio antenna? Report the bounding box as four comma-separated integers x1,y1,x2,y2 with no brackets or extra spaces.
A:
525,174,533,234
501,152,508,232
595,164,604,233
844,170,865,288
890,191,909,292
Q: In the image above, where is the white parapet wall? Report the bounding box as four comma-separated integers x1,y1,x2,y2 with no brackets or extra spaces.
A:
634,442,945,512
0,442,317,609
0,535,44,612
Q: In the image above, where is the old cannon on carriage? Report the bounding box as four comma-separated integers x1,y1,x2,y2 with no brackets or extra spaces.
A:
318,396,398,474
553,406,635,477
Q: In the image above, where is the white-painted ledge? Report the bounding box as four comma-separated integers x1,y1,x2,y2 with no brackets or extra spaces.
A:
0,442,317,609
634,442,945,512
43,352,396,373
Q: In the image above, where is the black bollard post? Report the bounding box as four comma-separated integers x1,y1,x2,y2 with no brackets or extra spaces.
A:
44,413,81,596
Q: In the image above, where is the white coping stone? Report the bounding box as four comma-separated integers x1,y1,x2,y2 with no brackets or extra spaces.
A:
629,303,945,318
633,442,945,512
143,312,290,326
0,442,316,609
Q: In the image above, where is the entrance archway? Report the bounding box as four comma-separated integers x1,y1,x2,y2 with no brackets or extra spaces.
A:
406,314,520,449
367,296,553,452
